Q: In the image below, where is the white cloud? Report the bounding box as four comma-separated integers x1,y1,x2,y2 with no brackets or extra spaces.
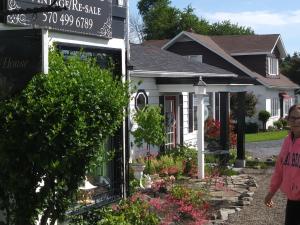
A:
202,10,300,29
199,10,300,53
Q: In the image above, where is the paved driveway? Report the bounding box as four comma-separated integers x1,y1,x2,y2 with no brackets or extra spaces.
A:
245,139,284,159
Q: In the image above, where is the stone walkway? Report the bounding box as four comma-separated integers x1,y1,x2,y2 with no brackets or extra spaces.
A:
221,168,286,225
186,172,259,224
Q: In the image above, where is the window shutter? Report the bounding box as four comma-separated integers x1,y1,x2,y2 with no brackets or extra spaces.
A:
159,96,165,153
159,96,164,115
188,93,193,133
179,94,184,144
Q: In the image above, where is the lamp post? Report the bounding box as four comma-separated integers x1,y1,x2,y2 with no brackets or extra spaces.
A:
194,77,207,179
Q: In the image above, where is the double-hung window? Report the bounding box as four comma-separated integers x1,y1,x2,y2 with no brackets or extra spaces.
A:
189,93,198,132
271,98,280,117
268,57,279,76
284,98,294,116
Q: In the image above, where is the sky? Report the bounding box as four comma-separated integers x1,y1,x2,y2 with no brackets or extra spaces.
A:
129,0,300,54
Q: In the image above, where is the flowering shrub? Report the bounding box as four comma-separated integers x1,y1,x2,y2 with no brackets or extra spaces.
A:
205,119,220,140
159,185,209,225
68,193,160,225
163,145,198,177
205,118,237,148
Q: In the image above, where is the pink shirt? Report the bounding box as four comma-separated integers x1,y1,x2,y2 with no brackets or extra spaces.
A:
269,133,300,200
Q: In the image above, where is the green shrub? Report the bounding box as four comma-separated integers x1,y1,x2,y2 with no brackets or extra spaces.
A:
68,197,160,225
281,118,288,127
205,164,239,176
0,49,129,224
273,120,283,130
268,125,277,131
258,110,271,131
163,145,197,162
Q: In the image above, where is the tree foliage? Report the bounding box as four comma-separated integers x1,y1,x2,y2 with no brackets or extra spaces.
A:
230,92,257,119
136,1,254,40
280,52,300,85
258,110,271,131
209,20,254,35
131,105,165,148
0,49,129,225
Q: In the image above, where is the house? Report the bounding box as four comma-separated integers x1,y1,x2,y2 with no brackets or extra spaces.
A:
129,43,255,162
0,0,128,214
144,31,299,128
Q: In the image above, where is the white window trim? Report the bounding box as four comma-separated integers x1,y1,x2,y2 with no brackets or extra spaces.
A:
268,57,279,76
185,55,203,63
271,98,280,117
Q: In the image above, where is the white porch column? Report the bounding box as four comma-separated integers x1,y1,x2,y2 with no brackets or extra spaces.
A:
194,77,207,179
42,29,49,74
212,92,216,120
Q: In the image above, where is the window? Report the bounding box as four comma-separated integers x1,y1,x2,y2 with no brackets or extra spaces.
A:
193,95,198,130
185,55,203,63
271,98,280,116
57,45,123,208
135,90,148,111
118,0,125,6
268,57,279,76
284,98,294,116
189,93,195,132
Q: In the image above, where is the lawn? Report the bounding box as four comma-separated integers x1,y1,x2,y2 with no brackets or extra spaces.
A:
245,130,288,143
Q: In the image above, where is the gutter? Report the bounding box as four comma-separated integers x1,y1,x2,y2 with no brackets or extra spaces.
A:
130,70,237,78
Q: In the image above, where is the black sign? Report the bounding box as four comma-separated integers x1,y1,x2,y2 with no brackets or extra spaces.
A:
0,29,42,99
6,0,112,39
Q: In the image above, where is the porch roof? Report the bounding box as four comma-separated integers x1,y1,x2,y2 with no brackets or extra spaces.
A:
129,44,236,77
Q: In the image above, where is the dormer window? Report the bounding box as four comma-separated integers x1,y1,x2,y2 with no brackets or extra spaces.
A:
268,57,279,76
186,55,203,63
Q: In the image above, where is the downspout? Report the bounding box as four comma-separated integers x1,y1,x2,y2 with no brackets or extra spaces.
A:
123,0,130,199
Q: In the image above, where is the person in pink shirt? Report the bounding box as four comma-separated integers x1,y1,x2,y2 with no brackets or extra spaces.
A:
265,104,300,225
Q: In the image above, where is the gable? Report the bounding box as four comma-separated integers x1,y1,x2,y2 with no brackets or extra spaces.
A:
159,31,297,89
166,40,250,78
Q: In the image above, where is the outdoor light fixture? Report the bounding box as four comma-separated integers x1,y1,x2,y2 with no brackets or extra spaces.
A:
194,76,207,96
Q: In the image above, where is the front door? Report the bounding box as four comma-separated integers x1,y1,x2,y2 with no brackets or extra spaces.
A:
165,96,177,149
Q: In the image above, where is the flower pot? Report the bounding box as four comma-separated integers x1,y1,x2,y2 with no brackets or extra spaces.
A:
130,163,146,180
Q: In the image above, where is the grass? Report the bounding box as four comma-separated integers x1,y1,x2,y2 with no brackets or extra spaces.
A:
245,130,288,143
246,160,275,169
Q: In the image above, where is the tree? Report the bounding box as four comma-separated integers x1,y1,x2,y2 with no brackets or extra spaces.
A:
258,110,271,131
137,0,255,40
132,105,165,149
209,20,254,35
177,5,210,35
130,13,145,43
137,0,170,17
230,92,257,119
142,2,180,40
280,52,300,85
0,49,129,225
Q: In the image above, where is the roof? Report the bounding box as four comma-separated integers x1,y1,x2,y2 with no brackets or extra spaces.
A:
159,31,298,89
142,39,170,48
210,34,280,55
129,44,237,77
